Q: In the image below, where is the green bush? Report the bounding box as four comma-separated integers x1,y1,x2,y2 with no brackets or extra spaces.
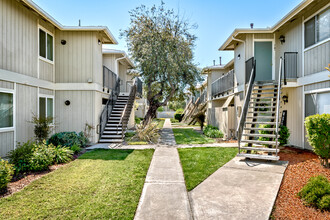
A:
48,132,88,148
175,108,184,114
157,106,164,112
135,117,141,124
125,132,136,138
170,118,179,123
298,175,330,211
31,115,53,143
70,144,82,154
29,142,55,171
7,141,34,173
279,125,290,145
203,125,224,138
305,114,330,168
174,113,183,122
0,159,14,191
52,146,73,164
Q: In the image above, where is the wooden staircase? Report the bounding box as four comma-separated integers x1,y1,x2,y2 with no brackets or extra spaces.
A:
237,57,284,161
238,83,280,160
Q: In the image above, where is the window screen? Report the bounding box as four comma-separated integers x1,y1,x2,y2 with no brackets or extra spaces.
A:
317,8,330,42
305,17,315,48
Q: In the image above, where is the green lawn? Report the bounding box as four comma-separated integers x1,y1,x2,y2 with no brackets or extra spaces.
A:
0,149,154,219
172,128,215,144
178,147,237,191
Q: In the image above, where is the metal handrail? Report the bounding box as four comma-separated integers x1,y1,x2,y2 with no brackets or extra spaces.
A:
99,77,120,140
117,83,137,139
103,66,117,92
237,59,256,154
275,57,283,156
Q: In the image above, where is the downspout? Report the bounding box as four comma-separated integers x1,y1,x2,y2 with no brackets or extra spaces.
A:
232,36,246,95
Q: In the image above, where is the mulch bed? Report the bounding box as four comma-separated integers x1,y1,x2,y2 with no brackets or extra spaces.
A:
272,147,330,219
0,149,87,199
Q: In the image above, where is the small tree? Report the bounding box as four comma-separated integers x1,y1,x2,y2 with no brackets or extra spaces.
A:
31,115,53,143
305,114,330,168
122,2,201,124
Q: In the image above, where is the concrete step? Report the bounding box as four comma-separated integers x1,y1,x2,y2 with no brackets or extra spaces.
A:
99,139,123,143
244,127,276,132
108,120,121,123
245,121,277,125
237,153,280,161
104,127,123,131
240,146,279,153
241,140,277,145
242,133,278,138
101,135,123,139
105,124,122,127
103,131,122,135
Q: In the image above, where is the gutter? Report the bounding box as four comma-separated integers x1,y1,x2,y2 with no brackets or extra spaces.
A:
115,56,128,76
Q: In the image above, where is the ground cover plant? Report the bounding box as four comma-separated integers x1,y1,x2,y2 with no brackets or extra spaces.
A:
0,159,14,191
178,147,236,190
173,128,215,144
0,149,154,219
203,125,224,138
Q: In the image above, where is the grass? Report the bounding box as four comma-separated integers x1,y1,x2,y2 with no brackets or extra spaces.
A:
178,147,237,191
172,128,215,144
0,149,154,219
153,118,165,129
127,141,149,145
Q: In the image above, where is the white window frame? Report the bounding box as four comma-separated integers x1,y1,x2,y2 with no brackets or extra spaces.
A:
0,88,15,132
38,93,55,123
38,26,54,64
303,3,330,52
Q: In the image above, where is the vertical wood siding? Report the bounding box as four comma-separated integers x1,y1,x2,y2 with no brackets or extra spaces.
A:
16,84,38,143
39,60,54,82
304,41,330,76
103,54,119,73
0,131,14,157
304,80,330,91
55,91,96,142
0,0,38,77
0,80,14,89
39,88,54,95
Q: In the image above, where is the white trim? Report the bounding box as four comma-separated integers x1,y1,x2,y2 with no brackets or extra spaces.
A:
0,88,15,133
38,25,55,64
302,85,305,148
253,38,275,80
304,38,330,52
304,87,330,95
13,83,16,149
302,16,305,77
38,92,55,122
297,70,329,86
303,3,330,23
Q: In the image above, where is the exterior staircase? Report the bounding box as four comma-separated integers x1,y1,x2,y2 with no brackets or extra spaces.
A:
237,58,284,161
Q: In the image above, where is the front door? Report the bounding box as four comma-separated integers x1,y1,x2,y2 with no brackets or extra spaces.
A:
254,41,273,81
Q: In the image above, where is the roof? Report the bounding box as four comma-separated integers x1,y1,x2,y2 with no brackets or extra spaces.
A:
219,0,314,50
21,0,118,44
102,49,135,68
202,59,234,74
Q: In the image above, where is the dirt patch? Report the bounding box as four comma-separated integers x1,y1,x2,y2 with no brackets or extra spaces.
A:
272,147,330,219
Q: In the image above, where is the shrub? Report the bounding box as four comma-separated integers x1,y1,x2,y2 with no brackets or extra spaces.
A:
170,118,179,123
135,117,141,124
175,108,184,114
305,114,330,168
279,125,290,145
52,146,73,164
30,115,53,143
174,113,183,122
125,132,136,138
298,175,330,211
203,125,224,138
70,144,82,154
0,159,14,191
7,141,34,173
48,132,88,148
28,142,54,171
135,120,159,143
157,106,164,112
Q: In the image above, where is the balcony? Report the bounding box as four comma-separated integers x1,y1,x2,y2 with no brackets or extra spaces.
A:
103,66,118,92
211,69,235,98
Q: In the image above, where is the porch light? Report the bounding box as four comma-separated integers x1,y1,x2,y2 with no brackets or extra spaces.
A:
282,95,288,104
279,35,285,44
65,100,71,106
98,39,101,45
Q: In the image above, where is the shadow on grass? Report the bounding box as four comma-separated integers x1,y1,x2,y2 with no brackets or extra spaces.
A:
78,149,134,161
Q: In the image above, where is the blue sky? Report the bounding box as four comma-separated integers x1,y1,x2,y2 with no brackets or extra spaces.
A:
33,0,302,68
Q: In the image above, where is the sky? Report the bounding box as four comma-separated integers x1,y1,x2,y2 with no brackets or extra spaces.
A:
33,0,302,68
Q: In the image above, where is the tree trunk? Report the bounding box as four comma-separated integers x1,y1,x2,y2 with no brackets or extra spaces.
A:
143,104,159,125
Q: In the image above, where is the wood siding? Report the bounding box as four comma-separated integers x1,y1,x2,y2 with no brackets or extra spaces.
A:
55,31,103,85
0,0,38,78
0,131,14,157
16,84,38,143
0,80,14,89
39,88,54,95
39,60,54,82
304,80,330,91
304,41,330,76
103,54,119,73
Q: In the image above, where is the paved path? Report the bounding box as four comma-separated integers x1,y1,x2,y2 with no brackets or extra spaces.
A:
134,119,192,220
189,157,288,220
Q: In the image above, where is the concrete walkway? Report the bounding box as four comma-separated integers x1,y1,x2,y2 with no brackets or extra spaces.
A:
189,157,288,220
134,119,192,220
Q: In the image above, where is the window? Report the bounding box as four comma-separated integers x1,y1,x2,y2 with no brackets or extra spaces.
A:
305,7,330,48
39,29,53,61
39,97,54,119
0,92,14,128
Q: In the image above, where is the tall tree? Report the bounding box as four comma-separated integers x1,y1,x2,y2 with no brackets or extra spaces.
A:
122,2,201,123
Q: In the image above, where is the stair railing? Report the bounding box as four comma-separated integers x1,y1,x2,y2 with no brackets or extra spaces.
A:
117,82,137,139
98,77,121,140
275,57,283,156
237,59,256,154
